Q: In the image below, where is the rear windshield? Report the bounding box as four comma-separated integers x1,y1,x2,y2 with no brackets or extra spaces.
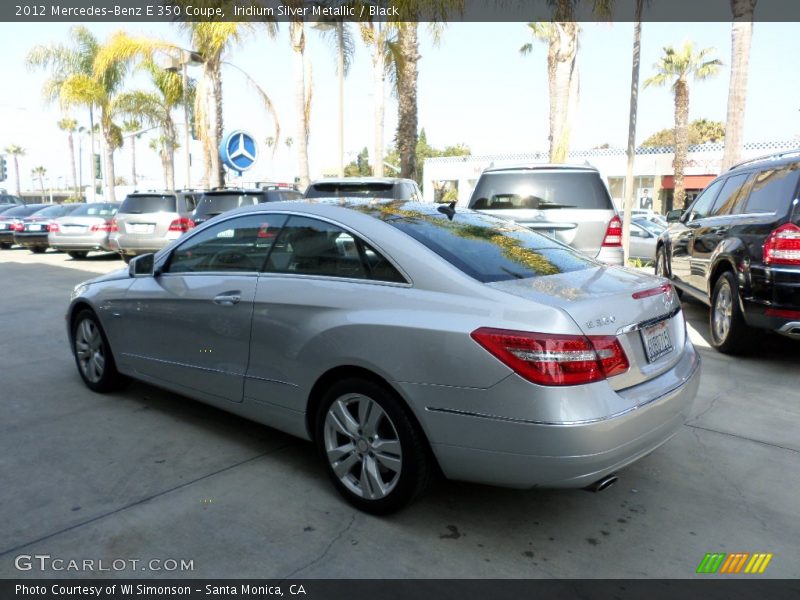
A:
305,182,395,199
266,189,303,201
119,194,177,214
31,205,73,218
377,206,594,283
194,193,265,216
2,205,46,217
470,171,613,210
65,203,119,217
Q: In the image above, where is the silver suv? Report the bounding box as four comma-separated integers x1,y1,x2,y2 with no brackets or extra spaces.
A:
110,191,199,262
468,165,623,265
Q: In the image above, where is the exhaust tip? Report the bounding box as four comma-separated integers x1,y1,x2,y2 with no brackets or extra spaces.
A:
584,474,619,493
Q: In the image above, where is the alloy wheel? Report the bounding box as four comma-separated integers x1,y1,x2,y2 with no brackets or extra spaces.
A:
712,279,733,343
323,393,403,500
75,318,106,383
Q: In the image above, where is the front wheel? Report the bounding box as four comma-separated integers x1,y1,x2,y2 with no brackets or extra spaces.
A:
31,246,46,254
315,378,432,515
68,251,88,259
709,271,750,354
71,309,127,392
655,246,668,278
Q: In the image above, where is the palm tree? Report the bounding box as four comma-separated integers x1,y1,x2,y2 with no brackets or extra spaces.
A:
644,41,722,209
520,22,580,163
721,0,757,170
31,166,47,201
3,145,25,196
314,20,355,177
57,117,80,199
622,0,644,264
121,120,141,186
289,18,313,190
148,136,181,190
115,60,194,191
360,22,403,178
27,26,126,201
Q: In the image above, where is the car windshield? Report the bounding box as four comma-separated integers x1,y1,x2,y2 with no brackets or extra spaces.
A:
195,193,264,215
357,202,595,283
305,182,396,198
470,171,613,210
68,203,118,217
119,194,177,214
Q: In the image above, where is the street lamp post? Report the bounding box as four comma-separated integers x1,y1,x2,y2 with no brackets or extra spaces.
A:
166,49,202,190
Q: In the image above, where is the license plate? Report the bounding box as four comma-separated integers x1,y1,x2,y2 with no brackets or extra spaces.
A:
28,224,42,231
64,225,85,232
0,224,6,230
640,320,673,363
127,224,154,234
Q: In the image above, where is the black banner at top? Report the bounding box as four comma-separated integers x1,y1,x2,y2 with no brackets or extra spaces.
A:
1,0,798,23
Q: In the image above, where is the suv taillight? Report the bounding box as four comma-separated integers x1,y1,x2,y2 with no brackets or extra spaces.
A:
90,221,113,233
763,223,800,266
109,219,119,233
168,217,194,232
470,327,629,386
48,222,60,232
602,216,623,247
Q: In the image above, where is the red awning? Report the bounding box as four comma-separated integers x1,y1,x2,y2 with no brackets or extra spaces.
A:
661,175,716,190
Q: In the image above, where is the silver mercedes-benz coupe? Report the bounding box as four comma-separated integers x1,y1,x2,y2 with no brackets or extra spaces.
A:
67,199,700,513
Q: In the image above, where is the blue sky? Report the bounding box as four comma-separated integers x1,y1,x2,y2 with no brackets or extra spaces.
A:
1,20,798,190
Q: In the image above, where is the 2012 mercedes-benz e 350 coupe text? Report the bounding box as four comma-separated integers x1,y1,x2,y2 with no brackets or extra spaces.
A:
67,199,700,514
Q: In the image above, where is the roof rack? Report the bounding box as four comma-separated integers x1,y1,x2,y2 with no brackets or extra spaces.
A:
728,149,800,171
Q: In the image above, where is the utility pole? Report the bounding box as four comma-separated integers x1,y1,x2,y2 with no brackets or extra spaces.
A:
622,2,643,266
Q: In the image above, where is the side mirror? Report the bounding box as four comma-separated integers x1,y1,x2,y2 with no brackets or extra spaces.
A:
666,209,683,223
129,253,155,278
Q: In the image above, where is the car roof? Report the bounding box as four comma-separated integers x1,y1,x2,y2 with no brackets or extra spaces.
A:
202,188,267,195
308,177,413,185
727,149,800,173
482,163,600,174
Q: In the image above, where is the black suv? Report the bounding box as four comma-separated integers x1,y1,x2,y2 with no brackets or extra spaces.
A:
192,187,302,226
656,150,800,353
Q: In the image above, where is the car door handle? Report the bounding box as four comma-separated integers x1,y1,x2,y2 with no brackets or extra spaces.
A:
213,292,241,306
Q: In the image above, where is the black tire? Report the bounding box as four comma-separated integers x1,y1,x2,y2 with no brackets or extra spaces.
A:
70,309,127,393
0,243,11,249
315,377,432,515
31,246,46,254
709,271,750,354
68,251,88,259
655,247,683,299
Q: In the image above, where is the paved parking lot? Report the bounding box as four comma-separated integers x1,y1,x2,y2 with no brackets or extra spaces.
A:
1,248,798,578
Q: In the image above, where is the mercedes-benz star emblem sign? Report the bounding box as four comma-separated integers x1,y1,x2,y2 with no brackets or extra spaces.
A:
229,133,256,164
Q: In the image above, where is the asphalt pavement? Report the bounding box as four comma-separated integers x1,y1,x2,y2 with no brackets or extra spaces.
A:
1,248,798,578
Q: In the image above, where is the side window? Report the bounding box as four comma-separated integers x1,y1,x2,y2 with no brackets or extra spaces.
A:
687,179,724,221
265,216,406,282
711,173,750,216
743,165,800,214
166,214,287,274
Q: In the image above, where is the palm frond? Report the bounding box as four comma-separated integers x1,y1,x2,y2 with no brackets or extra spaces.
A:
222,61,281,158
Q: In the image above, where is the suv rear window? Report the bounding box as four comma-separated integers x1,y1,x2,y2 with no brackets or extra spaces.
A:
382,208,594,283
67,203,118,217
743,164,800,215
195,193,265,217
305,182,396,199
470,171,613,210
119,194,177,214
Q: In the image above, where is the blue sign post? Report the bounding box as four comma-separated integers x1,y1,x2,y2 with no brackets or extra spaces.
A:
219,130,258,176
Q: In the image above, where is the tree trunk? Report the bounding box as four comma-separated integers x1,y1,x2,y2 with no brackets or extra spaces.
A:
88,106,97,201
68,131,79,199
291,21,311,191
165,116,176,191
13,156,20,196
206,64,223,189
397,23,419,182
673,79,690,210
721,0,756,171
130,134,137,187
39,176,45,202
373,31,386,178
197,68,212,190
622,8,642,265
214,67,225,187
101,123,116,202
549,23,579,163
337,22,345,178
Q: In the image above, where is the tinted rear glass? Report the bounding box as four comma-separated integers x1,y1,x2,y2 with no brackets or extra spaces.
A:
65,203,119,217
2,205,47,217
31,205,72,218
305,182,396,199
119,194,177,214
195,193,265,217
372,205,594,283
266,189,303,201
470,171,613,210
743,164,800,215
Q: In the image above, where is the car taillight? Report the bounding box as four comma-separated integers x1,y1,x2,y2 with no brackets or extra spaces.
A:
90,222,113,232
168,217,195,232
11,221,23,232
470,327,629,386
763,223,800,266
632,282,673,299
602,216,623,247
109,219,119,233
48,222,60,232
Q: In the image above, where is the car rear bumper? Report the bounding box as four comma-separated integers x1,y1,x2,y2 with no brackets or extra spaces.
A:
0,231,15,244
744,265,800,334
401,342,700,489
14,233,49,247
49,232,112,252
110,233,173,255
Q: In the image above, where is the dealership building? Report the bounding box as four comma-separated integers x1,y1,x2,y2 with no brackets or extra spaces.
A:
422,139,798,213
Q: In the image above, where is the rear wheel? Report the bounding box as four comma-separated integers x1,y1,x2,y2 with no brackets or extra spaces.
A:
655,247,682,299
31,246,46,254
315,378,432,515
0,243,11,249
68,251,88,259
709,271,750,354
71,309,126,392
